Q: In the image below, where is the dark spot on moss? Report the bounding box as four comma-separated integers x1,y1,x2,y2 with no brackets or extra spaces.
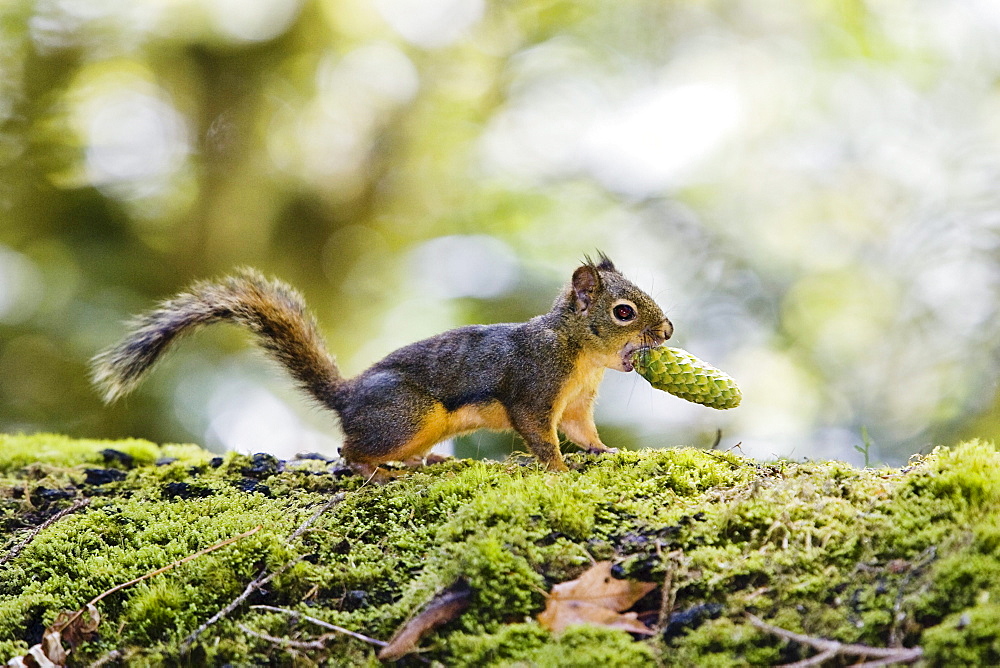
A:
612,554,660,580
330,539,351,554
162,482,213,500
663,603,724,640
331,465,355,478
84,468,127,486
234,478,272,496
241,453,281,479
343,590,368,610
29,487,75,507
295,452,334,462
23,606,47,647
614,525,682,553
101,449,134,468
537,531,568,546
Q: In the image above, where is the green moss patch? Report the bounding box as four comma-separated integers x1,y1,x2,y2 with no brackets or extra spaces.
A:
1,434,998,665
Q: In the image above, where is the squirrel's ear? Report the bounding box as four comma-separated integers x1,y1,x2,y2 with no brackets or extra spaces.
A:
572,264,601,313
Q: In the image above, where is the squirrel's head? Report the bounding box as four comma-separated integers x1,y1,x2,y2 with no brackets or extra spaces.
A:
567,253,673,372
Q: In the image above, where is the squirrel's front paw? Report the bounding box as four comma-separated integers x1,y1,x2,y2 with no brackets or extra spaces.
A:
585,444,618,455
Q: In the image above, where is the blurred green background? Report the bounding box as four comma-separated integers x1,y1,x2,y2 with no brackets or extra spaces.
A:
1,0,999,465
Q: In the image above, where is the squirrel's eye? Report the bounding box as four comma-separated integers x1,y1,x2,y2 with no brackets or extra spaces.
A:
613,304,636,322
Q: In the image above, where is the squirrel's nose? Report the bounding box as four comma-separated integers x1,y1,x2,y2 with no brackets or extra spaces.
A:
650,319,673,344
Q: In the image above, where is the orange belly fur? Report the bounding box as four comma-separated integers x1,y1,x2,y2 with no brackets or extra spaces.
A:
388,400,513,462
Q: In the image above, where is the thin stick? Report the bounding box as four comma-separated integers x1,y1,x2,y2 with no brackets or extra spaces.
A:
180,556,305,651
854,656,928,668
655,551,683,632
747,614,923,665
59,525,262,633
251,605,388,648
88,526,263,609
237,623,328,650
781,648,836,667
0,498,91,567
180,492,346,651
288,492,346,542
359,466,381,489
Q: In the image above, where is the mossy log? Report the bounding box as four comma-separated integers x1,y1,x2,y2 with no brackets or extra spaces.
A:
1,433,999,666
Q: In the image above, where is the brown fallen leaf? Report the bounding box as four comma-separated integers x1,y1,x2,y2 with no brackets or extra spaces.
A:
6,526,260,667
378,579,473,661
53,603,101,649
538,561,656,635
7,603,100,668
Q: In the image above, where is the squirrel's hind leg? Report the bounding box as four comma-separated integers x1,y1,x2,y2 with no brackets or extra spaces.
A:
337,373,450,467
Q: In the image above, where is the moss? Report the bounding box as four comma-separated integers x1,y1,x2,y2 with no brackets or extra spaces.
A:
447,623,659,667
445,623,550,665
0,433,209,473
664,617,783,668
922,602,1000,666
525,625,658,667
1,435,1000,664
915,440,1000,508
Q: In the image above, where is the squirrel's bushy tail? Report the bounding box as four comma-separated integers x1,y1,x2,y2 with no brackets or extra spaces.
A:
92,269,342,405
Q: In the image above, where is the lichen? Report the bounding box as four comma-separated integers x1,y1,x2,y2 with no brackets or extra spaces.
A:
1,434,999,665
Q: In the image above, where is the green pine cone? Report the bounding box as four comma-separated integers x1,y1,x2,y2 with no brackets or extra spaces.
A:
632,347,742,410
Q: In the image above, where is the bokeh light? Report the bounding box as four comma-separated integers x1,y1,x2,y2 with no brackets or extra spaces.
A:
2,0,999,466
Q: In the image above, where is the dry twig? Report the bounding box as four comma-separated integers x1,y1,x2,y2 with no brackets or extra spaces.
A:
236,623,328,650
9,526,260,668
288,492,346,542
180,492,346,651
379,580,472,660
58,525,263,633
251,604,388,648
748,614,923,667
655,550,684,632
87,527,260,605
181,556,308,651
0,498,91,567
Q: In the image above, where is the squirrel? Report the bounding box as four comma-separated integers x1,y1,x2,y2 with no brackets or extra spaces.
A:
92,254,672,473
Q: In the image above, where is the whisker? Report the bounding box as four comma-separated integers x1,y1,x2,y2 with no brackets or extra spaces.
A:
626,366,640,409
